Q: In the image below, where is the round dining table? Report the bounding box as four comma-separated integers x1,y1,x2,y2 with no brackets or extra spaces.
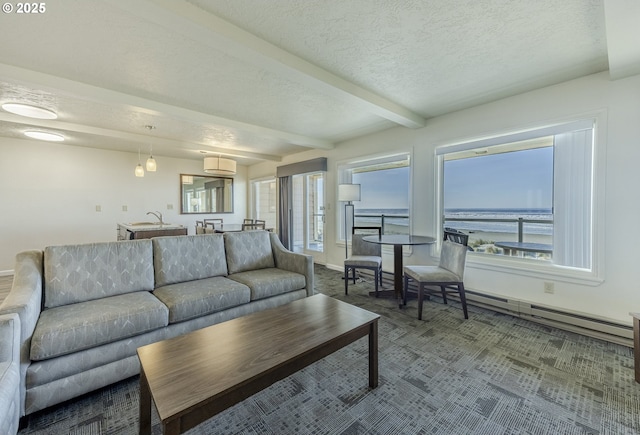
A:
362,234,436,307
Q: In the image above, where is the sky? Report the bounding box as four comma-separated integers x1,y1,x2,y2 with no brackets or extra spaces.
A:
347,147,552,211
352,166,410,210
444,147,553,210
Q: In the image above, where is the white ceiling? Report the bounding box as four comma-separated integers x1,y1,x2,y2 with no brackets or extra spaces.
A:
0,0,637,166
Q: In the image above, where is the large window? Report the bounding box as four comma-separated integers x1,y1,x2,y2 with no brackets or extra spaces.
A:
437,119,596,272
338,153,410,240
251,178,277,228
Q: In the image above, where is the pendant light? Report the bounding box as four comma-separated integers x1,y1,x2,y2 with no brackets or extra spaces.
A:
146,144,157,172
204,155,237,175
135,149,145,177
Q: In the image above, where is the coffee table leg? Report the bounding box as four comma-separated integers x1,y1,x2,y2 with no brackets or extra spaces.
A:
369,320,378,388
139,369,151,435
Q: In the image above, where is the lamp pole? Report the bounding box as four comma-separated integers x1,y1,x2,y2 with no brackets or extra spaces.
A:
338,183,361,259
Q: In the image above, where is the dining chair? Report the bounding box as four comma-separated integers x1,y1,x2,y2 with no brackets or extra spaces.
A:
195,220,205,235
242,222,265,231
403,237,469,319
344,226,383,296
204,218,223,227
443,228,469,246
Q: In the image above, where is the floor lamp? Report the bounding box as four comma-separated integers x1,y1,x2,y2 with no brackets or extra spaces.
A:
338,183,361,259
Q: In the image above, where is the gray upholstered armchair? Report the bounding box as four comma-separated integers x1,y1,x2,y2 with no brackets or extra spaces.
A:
0,313,21,435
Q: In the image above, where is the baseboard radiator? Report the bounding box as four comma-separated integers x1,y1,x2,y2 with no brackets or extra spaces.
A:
463,290,633,348
351,269,633,348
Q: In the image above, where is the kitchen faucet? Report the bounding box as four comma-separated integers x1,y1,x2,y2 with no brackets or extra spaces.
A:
146,211,164,224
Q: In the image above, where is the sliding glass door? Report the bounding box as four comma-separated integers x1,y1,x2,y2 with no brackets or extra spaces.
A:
291,172,325,262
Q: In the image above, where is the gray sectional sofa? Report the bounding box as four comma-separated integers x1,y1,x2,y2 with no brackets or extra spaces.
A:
0,230,313,430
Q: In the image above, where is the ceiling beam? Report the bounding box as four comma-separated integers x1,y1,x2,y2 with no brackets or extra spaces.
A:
0,62,333,151
604,0,640,80
105,0,426,129
0,112,283,162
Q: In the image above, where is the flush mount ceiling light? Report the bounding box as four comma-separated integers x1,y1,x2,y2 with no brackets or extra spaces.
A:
204,155,237,176
24,130,64,142
2,103,58,119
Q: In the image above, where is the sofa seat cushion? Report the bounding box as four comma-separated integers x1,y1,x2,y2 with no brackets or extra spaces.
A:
30,292,169,361
228,268,306,301
154,276,251,324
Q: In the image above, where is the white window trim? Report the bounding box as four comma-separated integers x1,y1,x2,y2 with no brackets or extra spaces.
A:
249,175,276,221
336,150,413,254
433,111,607,286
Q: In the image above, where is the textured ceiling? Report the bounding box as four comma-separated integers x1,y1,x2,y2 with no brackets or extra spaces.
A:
0,0,636,166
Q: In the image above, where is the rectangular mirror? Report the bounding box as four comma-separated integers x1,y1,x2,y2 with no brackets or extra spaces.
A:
180,174,234,214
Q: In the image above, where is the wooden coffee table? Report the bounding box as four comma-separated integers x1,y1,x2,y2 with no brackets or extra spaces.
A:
137,294,380,434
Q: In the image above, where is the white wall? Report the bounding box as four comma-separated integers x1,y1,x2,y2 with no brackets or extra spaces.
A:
0,140,247,272
248,72,640,324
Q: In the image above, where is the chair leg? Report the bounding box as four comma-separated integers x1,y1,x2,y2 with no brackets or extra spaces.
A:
403,274,408,305
441,285,448,304
458,283,469,319
418,283,425,320
373,270,379,297
352,268,357,284
344,266,349,295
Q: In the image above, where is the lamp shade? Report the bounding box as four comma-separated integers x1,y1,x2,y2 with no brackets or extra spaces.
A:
338,184,361,202
146,156,157,172
204,156,236,175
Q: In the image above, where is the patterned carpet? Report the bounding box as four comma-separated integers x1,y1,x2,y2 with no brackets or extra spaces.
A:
19,265,640,434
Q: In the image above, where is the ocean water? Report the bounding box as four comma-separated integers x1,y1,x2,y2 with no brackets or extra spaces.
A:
354,208,553,236
445,208,553,235
354,208,409,228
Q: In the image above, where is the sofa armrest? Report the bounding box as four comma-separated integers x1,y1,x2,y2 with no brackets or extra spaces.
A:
0,313,20,364
0,313,21,435
0,250,44,418
269,233,314,297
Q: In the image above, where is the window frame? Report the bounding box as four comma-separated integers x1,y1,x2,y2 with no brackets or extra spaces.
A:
337,151,412,245
249,176,277,228
434,114,606,285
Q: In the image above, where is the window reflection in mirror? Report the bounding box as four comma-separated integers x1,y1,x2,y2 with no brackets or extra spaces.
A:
180,174,233,214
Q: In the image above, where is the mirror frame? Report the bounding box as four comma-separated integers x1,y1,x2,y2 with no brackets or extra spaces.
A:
180,173,234,214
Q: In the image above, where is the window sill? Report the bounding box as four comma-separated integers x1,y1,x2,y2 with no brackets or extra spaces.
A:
465,252,604,286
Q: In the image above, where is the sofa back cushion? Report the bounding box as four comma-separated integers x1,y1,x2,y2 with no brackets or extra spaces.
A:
224,231,275,274
153,234,228,287
44,240,154,309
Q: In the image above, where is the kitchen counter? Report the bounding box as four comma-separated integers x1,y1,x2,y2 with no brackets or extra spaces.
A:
117,223,187,240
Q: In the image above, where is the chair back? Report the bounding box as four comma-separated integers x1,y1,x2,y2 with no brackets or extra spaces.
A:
195,220,205,234
243,218,254,224
351,234,381,257
439,240,467,280
242,222,265,231
444,229,469,246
